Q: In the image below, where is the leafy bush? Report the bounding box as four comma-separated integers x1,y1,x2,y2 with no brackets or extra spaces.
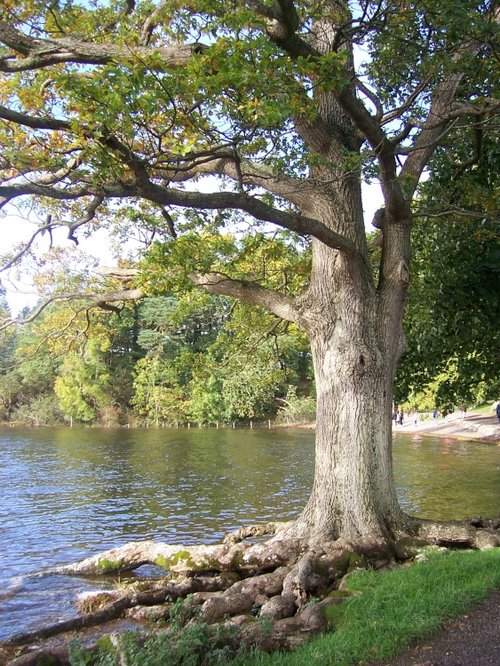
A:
13,394,65,426
276,386,316,425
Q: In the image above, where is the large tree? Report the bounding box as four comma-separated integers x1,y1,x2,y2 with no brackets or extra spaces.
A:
0,2,499,647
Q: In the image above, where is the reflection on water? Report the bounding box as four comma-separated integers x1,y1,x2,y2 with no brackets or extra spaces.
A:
0,426,498,640
394,433,499,520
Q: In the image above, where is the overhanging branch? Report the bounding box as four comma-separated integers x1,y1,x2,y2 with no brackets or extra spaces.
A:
0,104,72,131
189,272,304,328
140,181,359,256
0,288,144,331
1,180,359,259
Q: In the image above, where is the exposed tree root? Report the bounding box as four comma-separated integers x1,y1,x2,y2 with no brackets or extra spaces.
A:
2,518,498,665
2,572,241,648
417,518,500,550
50,521,297,577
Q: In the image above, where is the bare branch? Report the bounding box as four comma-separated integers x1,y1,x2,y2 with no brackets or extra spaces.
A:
0,288,144,331
413,207,490,220
67,196,105,244
1,218,54,272
382,76,432,127
355,77,384,121
139,0,168,45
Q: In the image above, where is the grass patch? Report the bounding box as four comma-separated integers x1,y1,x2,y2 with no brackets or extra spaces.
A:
234,548,500,666
473,402,497,415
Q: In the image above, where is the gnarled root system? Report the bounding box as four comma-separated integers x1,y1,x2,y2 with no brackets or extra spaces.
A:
2,517,498,665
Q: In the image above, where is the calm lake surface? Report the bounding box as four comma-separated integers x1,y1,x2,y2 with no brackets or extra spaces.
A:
0,426,499,640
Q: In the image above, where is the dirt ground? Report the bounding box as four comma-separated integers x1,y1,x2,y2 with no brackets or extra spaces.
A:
368,588,500,666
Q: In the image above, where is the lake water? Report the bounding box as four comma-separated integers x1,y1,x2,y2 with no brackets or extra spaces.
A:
0,426,499,641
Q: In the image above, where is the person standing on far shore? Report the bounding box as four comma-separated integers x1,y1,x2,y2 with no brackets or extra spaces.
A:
496,400,500,424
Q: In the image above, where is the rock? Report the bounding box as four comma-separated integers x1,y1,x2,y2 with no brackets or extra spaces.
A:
473,530,499,550
259,594,296,620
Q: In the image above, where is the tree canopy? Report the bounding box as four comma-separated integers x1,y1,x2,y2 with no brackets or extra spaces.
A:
1,1,497,278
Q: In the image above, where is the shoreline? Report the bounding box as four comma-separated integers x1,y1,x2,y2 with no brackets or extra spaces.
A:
393,411,500,443
295,412,500,443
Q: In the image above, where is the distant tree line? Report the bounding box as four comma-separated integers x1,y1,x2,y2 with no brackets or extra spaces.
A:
0,285,316,426
1,206,497,428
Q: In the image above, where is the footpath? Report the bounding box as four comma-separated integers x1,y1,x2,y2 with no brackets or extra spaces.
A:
370,588,500,666
387,410,500,665
392,411,500,443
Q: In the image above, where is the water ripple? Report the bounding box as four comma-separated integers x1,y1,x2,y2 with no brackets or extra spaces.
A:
0,426,498,640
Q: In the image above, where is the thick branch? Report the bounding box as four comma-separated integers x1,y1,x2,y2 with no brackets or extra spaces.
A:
65,125,354,248
0,20,204,72
0,181,93,203
400,22,491,193
97,267,141,280
0,175,359,255
400,80,464,191
254,8,404,217
159,149,313,211
0,104,71,131
140,182,359,255
189,273,304,328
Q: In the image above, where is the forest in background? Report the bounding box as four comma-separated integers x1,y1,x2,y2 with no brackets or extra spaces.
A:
2,205,498,428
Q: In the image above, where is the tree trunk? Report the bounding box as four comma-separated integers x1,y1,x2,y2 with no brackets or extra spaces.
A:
296,317,411,542
291,173,412,544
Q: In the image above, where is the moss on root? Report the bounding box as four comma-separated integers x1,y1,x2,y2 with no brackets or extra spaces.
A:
97,558,125,573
